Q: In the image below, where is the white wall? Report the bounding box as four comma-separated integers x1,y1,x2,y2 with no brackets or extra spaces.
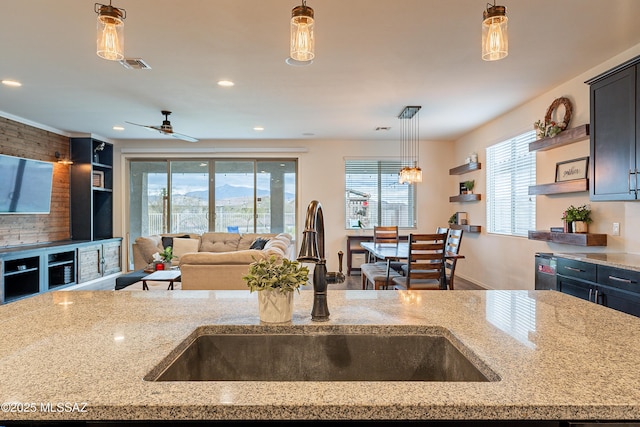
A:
112,138,454,274
452,43,640,290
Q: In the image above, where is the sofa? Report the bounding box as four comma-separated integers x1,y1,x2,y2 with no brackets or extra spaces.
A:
132,232,295,290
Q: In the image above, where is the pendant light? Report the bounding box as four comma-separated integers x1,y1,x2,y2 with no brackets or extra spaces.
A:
95,1,126,61
482,2,508,61
398,106,422,185
290,1,315,62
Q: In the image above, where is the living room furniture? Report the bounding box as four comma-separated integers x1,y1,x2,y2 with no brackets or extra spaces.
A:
142,270,181,290
0,238,122,304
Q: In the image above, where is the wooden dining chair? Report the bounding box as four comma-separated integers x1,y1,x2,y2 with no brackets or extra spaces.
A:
443,229,463,290
392,232,447,290
361,226,401,289
367,226,399,262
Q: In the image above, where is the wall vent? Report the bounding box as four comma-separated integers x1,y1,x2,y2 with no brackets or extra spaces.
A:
119,58,152,70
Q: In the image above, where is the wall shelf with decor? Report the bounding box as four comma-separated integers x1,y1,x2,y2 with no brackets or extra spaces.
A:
528,179,589,195
527,230,607,246
450,194,481,203
529,123,589,152
449,162,482,175
449,224,481,233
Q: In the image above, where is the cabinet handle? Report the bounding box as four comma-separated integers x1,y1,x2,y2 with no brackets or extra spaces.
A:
588,288,593,302
564,266,584,273
594,289,599,304
608,275,634,284
630,170,636,194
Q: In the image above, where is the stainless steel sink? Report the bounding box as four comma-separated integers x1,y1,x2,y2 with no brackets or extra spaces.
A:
146,325,499,382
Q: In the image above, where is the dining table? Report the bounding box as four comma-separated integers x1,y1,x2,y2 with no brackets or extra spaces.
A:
360,241,465,289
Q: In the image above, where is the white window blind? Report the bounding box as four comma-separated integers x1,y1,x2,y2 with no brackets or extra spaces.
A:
486,130,536,236
345,160,416,229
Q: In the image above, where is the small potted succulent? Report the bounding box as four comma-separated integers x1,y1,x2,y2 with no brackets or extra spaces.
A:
243,255,309,323
562,204,592,233
153,246,176,270
464,180,475,194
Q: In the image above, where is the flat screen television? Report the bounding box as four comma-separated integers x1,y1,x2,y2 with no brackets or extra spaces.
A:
0,153,54,214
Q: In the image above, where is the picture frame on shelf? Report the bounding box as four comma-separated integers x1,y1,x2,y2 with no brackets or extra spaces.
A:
456,212,468,225
92,171,104,188
555,157,588,182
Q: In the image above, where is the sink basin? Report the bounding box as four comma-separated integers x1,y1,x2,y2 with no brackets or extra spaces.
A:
147,325,499,382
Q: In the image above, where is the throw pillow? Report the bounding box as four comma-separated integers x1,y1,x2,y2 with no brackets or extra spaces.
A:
249,237,270,250
162,234,190,250
172,238,201,258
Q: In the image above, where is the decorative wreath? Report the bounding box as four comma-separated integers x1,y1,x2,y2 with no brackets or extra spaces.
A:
544,97,573,129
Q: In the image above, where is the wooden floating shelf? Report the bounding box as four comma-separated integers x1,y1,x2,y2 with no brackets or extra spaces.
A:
528,179,589,195
449,224,481,233
528,124,590,152
528,230,607,246
450,194,481,202
449,162,482,175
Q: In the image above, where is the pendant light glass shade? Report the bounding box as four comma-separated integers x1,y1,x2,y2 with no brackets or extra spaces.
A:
482,4,508,61
95,2,126,61
290,1,315,62
398,106,422,185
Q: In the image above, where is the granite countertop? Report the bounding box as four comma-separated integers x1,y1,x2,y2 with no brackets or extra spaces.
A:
554,252,640,272
1,289,640,422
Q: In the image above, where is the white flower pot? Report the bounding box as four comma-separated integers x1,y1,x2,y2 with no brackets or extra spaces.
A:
258,289,293,323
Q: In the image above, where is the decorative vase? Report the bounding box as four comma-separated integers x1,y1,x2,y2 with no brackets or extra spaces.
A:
163,262,172,270
258,289,293,323
93,153,100,164
573,221,588,233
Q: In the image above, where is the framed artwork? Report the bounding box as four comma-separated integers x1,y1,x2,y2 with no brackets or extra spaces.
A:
555,157,588,182
92,171,104,188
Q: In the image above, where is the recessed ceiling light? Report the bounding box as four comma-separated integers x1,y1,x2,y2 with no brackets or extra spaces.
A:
302,132,315,136
253,126,264,131
217,80,234,87
2,79,22,87
285,57,313,66
113,125,125,131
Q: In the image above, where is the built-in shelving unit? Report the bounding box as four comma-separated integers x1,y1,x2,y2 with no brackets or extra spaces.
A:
528,179,589,195
528,230,607,246
528,124,589,152
449,224,482,233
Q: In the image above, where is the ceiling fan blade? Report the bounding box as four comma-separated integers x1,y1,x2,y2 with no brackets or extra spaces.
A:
171,132,199,143
125,121,162,132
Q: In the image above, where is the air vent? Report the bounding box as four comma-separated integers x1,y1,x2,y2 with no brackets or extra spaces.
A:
375,126,391,131
119,58,152,70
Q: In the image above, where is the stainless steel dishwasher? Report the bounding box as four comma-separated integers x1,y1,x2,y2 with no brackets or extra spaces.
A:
535,253,557,290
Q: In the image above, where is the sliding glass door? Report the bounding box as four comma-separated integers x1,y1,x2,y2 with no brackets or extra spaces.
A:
129,158,297,266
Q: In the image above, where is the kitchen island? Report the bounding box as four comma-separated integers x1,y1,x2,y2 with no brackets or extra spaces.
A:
1,289,639,425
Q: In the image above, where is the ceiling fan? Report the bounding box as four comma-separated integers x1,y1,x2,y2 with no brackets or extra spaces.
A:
126,110,199,142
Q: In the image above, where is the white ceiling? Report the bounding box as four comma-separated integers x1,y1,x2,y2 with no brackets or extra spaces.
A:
2,0,640,143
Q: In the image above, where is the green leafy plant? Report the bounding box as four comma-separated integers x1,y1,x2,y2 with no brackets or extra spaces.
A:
464,180,475,192
243,255,309,293
160,246,176,262
562,204,592,223
448,213,457,225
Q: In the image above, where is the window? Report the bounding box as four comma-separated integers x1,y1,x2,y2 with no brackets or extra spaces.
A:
486,130,536,236
129,158,297,239
345,160,416,229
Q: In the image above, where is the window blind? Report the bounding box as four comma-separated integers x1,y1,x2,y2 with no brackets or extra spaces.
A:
486,130,536,236
345,160,416,229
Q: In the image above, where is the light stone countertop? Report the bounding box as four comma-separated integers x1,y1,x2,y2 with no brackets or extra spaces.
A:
1,289,640,423
555,252,640,272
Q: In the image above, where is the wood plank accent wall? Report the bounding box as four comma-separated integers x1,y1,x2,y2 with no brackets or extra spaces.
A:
0,116,71,247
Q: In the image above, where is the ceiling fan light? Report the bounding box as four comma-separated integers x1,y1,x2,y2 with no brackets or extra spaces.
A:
482,4,508,61
290,1,315,62
95,2,126,61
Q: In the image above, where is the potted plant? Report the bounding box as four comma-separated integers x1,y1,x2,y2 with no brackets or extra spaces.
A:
464,180,475,194
562,204,592,233
243,255,309,323
448,213,458,225
154,246,176,270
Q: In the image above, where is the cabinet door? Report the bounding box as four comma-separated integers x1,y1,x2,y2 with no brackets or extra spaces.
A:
596,283,640,317
589,66,637,200
102,241,122,276
77,244,102,283
557,276,593,302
